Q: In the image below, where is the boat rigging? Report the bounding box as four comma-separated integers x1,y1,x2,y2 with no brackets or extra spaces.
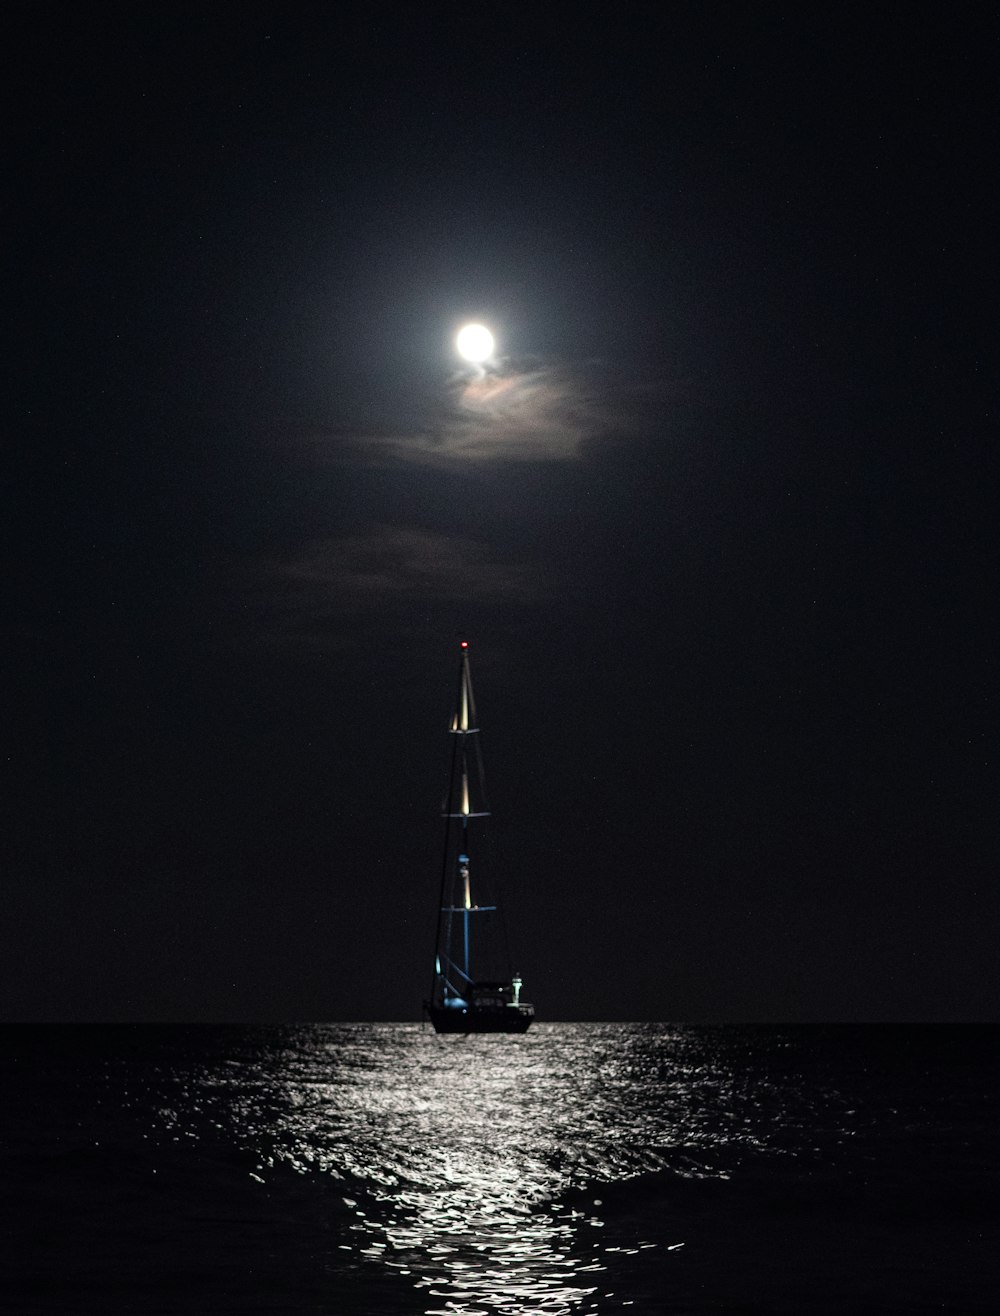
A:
424,641,534,1034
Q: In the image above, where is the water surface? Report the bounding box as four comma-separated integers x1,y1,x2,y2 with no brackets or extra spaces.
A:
3,1023,998,1312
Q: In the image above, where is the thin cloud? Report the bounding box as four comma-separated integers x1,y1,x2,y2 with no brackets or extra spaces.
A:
274,524,543,607
283,356,673,470
339,359,646,466
228,357,670,650
437,362,603,462
218,524,546,653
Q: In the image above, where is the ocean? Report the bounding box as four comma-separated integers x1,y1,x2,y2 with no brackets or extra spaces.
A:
2,1023,998,1313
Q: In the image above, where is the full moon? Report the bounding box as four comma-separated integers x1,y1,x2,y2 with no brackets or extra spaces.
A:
456,323,495,363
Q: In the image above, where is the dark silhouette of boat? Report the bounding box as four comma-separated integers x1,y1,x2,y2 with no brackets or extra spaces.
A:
424,642,534,1034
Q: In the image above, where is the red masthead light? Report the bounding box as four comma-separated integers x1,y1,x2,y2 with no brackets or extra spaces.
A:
460,641,469,649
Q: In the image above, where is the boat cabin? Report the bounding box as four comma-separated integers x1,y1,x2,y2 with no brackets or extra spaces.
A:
467,980,516,1010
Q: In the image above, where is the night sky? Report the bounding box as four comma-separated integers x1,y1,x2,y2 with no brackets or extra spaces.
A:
5,3,996,1021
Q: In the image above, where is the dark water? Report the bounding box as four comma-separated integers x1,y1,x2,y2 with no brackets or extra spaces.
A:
2,1024,998,1313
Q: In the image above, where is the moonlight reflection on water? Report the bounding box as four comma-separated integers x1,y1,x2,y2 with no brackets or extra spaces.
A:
151,1024,792,1313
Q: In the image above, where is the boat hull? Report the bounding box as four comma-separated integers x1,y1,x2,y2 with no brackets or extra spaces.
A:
426,1005,533,1034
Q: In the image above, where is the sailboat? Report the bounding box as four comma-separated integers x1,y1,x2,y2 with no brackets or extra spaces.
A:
424,642,534,1034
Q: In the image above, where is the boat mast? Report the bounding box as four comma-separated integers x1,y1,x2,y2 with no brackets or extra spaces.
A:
456,643,476,982
430,641,492,1008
